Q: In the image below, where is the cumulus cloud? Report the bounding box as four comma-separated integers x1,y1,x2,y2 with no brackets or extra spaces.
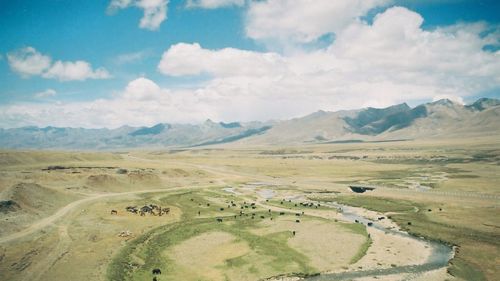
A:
42,61,110,81
34,89,57,98
0,78,208,128
122,77,166,100
6,47,110,81
7,47,52,77
186,0,244,9
158,42,287,77
245,0,390,48
108,0,168,30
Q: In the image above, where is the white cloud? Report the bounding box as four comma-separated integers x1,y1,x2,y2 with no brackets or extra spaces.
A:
186,0,244,9
0,78,210,128
2,7,500,128
6,47,111,81
43,61,110,81
122,77,166,100
34,89,57,98
245,0,390,48
7,47,52,77
108,0,168,30
158,42,287,77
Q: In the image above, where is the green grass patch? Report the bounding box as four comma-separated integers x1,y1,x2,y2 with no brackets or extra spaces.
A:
324,196,416,213
350,236,372,264
338,221,372,264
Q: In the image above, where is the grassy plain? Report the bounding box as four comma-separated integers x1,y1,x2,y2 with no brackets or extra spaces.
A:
0,137,499,281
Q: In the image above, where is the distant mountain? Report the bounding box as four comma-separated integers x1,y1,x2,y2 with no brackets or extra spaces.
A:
234,98,500,145
0,98,498,149
0,121,272,149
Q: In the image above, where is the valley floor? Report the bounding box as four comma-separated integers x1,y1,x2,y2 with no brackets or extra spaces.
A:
0,138,498,281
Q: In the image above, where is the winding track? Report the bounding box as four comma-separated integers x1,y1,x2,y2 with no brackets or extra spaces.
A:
0,185,212,244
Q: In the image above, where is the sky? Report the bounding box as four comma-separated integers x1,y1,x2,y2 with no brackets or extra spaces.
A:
0,0,499,128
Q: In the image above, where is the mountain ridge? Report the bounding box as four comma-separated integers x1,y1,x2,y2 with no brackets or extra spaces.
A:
1,98,498,149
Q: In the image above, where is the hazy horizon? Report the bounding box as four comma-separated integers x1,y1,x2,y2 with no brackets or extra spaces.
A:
0,96,492,130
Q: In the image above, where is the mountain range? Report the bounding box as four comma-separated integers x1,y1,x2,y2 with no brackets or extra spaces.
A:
1,98,499,149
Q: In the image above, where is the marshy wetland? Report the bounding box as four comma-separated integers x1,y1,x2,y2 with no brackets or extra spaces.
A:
0,139,499,281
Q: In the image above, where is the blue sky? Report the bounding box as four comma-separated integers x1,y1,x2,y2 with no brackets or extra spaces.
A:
0,0,499,128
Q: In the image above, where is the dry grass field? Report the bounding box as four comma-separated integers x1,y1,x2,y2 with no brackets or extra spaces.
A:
0,137,499,281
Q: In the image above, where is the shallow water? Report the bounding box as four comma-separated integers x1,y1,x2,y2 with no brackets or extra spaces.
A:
306,202,454,280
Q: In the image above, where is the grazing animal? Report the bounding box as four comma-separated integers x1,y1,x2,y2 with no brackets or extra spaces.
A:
152,268,162,274
367,222,373,226
279,212,285,215
355,219,359,223
408,222,412,225
295,220,300,223
125,206,138,214
220,208,225,211
216,218,223,222
260,216,265,219
292,231,296,236
295,213,301,216
110,210,118,215
198,211,201,215
141,206,152,214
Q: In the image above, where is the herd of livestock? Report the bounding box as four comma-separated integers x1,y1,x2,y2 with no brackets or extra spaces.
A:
110,204,171,216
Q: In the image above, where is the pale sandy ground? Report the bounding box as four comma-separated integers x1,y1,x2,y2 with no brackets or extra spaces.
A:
349,227,432,270
166,231,251,281
350,267,454,281
252,218,366,271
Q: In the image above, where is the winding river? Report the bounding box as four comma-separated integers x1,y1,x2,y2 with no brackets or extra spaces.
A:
306,202,454,280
